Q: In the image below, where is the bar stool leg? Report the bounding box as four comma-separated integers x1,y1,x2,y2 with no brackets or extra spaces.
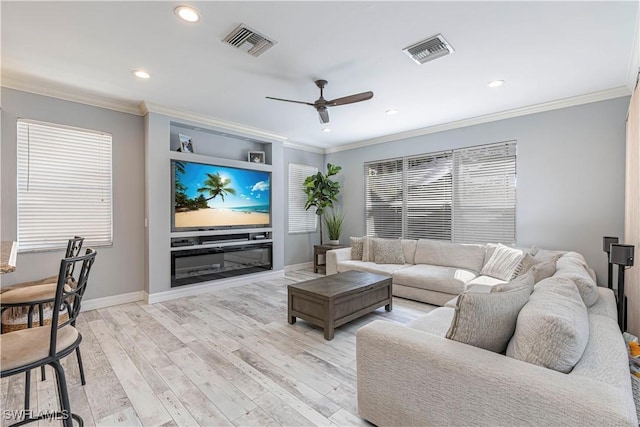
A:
38,304,46,382
50,360,76,427
75,347,86,386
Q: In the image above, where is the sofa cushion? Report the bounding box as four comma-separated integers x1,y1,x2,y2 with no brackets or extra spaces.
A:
446,282,532,353
350,236,364,261
570,314,632,389
480,244,524,281
372,238,405,264
414,239,485,272
555,256,599,307
466,275,508,288
407,307,455,337
393,264,477,294
336,260,409,276
587,287,618,321
402,239,417,265
506,277,589,373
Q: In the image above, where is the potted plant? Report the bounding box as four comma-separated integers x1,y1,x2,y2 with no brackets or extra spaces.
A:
324,210,345,245
304,163,342,245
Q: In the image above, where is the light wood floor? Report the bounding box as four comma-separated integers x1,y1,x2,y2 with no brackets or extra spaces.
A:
1,270,435,427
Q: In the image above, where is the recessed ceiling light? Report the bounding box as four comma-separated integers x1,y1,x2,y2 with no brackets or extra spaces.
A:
131,69,150,79
488,80,504,88
174,6,201,23
386,109,399,115
321,128,331,133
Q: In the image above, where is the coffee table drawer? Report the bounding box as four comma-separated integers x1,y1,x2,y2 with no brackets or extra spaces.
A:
334,285,390,320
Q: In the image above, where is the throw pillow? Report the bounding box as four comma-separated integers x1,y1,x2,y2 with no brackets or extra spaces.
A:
555,257,599,307
446,283,532,353
372,238,405,264
480,244,524,281
529,260,557,283
361,236,373,262
516,253,559,281
350,237,363,261
491,269,535,293
506,277,589,373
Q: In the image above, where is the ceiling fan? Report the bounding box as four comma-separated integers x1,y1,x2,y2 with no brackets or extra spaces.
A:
266,79,374,124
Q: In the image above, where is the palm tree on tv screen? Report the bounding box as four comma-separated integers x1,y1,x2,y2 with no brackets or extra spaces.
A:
197,172,237,202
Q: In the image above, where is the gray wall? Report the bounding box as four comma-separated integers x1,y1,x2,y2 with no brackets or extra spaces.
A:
283,147,326,266
326,97,629,285
0,88,145,300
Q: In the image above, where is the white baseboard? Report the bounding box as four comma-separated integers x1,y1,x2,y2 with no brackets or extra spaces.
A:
284,262,313,272
145,270,285,304
81,291,144,312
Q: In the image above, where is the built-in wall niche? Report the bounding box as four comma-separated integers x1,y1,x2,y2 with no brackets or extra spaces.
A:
170,122,272,165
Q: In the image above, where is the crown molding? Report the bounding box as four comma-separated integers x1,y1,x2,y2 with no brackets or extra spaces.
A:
324,86,631,154
283,140,326,154
1,72,141,116
140,101,288,144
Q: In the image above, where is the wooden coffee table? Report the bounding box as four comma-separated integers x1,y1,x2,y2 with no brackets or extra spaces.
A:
287,270,392,340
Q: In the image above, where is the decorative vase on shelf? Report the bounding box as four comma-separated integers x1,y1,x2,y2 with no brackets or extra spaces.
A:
328,240,340,246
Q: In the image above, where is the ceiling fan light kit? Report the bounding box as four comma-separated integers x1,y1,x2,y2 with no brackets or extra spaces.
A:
266,79,374,124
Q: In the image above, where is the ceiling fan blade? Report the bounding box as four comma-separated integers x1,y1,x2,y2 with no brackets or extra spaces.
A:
265,96,314,106
327,91,374,106
317,107,330,124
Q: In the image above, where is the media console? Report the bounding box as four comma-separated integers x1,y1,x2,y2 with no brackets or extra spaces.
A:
170,232,273,287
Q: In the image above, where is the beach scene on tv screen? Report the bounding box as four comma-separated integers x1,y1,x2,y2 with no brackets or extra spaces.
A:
174,161,270,228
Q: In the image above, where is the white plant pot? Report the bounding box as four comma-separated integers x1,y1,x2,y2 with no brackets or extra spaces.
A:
328,240,340,246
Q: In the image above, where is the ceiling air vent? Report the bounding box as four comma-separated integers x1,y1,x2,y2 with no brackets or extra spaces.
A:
222,24,276,57
402,34,454,65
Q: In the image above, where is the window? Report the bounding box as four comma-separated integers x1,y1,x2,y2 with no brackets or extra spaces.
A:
452,142,517,244
17,119,113,252
288,163,318,233
364,141,516,244
364,159,403,238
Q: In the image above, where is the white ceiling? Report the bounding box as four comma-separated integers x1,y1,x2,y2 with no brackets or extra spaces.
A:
2,1,638,149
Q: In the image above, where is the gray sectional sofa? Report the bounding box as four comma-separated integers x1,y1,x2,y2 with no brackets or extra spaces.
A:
325,238,638,426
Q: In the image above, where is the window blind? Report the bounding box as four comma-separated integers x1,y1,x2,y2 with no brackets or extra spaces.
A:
288,163,318,233
452,141,517,244
364,159,403,238
404,152,452,240
17,120,113,252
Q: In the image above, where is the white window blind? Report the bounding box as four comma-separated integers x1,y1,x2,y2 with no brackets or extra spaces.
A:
452,141,517,244
363,141,516,244
365,159,403,238
17,120,113,252
405,152,452,240
288,163,318,233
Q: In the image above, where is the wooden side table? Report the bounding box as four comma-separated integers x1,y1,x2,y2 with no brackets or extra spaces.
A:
314,244,349,274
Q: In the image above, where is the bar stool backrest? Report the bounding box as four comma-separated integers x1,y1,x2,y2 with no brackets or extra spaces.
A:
49,248,96,358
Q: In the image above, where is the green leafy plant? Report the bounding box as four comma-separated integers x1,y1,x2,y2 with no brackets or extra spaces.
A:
324,210,345,242
304,163,342,244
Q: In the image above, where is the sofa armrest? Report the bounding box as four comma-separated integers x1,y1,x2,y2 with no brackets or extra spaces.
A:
357,320,638,427
326,247,352,275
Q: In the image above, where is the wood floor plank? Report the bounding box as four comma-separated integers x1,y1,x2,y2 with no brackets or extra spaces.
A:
156,364,233,426
95,406,143,427
88,319,172,426
157,389,200,427
166,346,257,421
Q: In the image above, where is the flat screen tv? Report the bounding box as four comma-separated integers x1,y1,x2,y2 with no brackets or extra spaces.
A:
172,160,271,231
